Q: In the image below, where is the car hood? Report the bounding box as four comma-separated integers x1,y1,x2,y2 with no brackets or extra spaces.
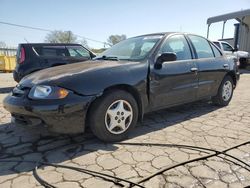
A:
19,60,145,95
235,51,249,58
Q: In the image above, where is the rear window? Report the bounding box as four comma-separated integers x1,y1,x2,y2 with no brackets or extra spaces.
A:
16,45,21,59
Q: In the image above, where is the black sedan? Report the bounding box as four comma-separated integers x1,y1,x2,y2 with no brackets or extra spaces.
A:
3,32,240,142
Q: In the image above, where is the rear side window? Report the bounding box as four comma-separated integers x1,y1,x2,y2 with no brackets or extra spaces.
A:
34,46,68,57
211,43,222,57
189,35,214,59
159,35,192,60
66,46,90,58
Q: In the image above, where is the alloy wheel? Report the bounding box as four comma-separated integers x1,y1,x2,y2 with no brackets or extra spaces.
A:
105,100,133,135
222,80,233,101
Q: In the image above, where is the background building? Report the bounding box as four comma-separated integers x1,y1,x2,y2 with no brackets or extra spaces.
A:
207,9,250,54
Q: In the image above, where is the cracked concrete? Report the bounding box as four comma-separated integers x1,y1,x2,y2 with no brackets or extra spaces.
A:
0,72,250,187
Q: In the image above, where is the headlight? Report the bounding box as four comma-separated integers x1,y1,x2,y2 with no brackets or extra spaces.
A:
29,85,69,99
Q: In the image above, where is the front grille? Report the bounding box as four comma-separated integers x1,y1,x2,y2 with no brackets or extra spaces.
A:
12,85,30,97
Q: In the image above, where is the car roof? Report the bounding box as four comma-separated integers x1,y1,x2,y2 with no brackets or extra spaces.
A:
19,43,83,46
134,32,208,39
213,41,229,44
135,32,180,38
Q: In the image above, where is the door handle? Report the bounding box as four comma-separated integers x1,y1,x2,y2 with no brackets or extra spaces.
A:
223,64,229,68
190,67,198,72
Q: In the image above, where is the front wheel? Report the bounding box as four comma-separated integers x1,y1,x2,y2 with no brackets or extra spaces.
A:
212,76,234,106
88,90,138,142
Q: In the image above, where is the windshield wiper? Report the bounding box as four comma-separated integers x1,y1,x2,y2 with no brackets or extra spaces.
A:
94,55,119,61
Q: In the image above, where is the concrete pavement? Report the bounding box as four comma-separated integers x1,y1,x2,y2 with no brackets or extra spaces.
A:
0,72,250,188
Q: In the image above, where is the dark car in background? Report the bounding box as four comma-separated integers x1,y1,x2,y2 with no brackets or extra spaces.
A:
4,32,239,142
13,43,96,82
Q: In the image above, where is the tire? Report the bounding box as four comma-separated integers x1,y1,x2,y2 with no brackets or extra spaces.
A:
212,75,234,106
88,90,138,142
239,58,247,69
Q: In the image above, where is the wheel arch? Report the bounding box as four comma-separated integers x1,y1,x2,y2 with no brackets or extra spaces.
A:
225,71,237,87
85,84,144,128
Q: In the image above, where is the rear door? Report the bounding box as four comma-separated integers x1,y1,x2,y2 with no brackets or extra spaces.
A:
150,34,198,109
34,45,92,66
187,35,227,99
33,45,69,69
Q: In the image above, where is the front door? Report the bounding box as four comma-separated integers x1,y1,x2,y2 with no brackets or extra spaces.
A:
150,34,198,110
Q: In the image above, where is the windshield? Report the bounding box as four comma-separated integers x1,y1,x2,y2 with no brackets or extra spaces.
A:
98,35,163,61
222,42,234,52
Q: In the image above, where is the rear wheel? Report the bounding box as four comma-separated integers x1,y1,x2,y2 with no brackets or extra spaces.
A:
88,90,138,142
212,76,234,106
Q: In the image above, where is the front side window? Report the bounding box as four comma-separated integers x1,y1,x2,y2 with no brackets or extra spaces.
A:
97,35,163,60
159,35,192,60
222,43,234,52
189,35,214,59
67,46,90,58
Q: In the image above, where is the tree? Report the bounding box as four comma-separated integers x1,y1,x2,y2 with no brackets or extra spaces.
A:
107,34,127,46
44,30,77,43
91,48,107,54
79,39,89,48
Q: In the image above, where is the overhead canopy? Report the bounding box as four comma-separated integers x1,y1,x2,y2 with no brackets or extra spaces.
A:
207,9,250,25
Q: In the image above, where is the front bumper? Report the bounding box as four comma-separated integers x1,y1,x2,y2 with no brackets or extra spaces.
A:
3,92,95,134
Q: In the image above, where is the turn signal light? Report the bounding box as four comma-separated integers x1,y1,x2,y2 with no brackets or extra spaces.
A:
58,88,69,99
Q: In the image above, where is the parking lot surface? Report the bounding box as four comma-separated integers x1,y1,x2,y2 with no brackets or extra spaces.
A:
0,72,250,188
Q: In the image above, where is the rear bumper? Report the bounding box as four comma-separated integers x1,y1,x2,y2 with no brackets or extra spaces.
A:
13,71,21,83
14,64,41,83
236,71,240,82
3,93,95,134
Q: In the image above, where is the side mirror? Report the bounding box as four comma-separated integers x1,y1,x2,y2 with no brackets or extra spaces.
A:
155,52,177,69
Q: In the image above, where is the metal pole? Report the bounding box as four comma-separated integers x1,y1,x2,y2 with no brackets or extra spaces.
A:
207,24,210,38
222,21,226,39
239,17,245,50
239,18,242,50
68,31,71,43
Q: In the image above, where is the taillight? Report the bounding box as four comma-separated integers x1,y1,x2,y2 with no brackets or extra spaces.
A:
19,47,25,64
